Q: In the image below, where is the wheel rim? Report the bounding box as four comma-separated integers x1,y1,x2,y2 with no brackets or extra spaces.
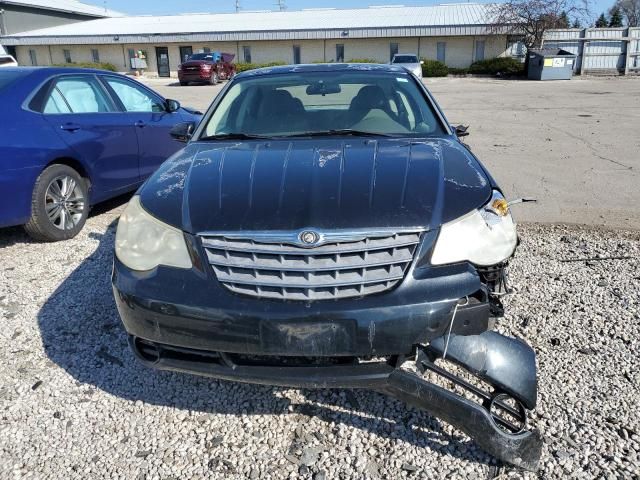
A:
44,175,85,231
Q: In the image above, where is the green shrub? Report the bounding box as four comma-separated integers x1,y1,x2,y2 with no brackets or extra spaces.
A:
468,57,525,76
234,62,286,72
346,58,378,63
448,67,469,76
420,59,449,77
53,61,117,72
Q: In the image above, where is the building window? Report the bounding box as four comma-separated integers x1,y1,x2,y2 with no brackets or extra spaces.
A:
390,42,399,62
91,49,100,63
179,46,193,62
293,45,301,64
203,47,211,53
243,46,251,63
336,44,344,62
29,49,37,66
475,40,485,61
507,35,526,59
63,49,72,63
128,49,148,70
437,42,446,63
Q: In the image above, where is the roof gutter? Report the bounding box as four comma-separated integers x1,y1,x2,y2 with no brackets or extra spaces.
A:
0,25,513,45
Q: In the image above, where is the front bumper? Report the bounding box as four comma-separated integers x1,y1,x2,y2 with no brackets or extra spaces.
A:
178,71,211,82
112,255,491,357
112,254,541,470
127,332,541,471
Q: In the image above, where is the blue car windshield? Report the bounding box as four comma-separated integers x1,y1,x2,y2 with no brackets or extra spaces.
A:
0,70,29,91
202,70,444,138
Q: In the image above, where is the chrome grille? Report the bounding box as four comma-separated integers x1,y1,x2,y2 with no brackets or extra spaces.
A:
200,229,423,301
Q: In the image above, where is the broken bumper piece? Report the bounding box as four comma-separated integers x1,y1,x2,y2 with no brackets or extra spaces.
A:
129,331,542,471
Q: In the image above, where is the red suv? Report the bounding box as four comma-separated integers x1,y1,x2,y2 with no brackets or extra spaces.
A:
178,53,236,86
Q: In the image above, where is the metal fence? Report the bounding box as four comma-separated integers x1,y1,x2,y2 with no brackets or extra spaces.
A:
543,27,640,75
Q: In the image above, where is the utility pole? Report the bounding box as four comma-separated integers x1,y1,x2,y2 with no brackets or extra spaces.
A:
276,0,286,11
235,0,241,13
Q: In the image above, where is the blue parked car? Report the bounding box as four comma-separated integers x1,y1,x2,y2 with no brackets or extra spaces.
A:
0,67,201,241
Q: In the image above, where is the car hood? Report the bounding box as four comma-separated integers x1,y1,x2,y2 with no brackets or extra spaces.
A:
138,137,492,234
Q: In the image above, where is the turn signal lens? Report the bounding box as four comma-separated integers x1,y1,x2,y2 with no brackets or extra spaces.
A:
491,198,510,217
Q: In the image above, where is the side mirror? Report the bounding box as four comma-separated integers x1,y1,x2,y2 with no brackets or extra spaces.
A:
454,125,469,138
420,60,425,65
170,122,195,143
165,99,181,113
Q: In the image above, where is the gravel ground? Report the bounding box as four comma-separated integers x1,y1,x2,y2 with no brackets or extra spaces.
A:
1,202,639,479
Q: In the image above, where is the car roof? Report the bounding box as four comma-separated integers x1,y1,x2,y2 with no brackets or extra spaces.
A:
235,62,409,79
1,66,124,78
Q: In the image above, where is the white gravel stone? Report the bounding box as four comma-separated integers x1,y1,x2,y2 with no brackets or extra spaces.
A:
1,203,639,479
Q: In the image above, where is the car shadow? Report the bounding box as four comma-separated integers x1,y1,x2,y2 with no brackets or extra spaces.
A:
36,220,496,469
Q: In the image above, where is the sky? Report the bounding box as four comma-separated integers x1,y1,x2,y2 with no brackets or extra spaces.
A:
99,0,614,21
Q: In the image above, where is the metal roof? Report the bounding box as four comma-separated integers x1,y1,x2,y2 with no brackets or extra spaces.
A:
0,0,122,18
1,4,504,45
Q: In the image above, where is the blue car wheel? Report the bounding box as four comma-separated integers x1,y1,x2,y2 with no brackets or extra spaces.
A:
24,164,89,242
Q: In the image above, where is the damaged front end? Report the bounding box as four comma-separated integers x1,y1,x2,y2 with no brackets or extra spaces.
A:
129,321,542,470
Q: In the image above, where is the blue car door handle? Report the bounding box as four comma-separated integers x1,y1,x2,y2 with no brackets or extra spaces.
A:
61,123,81,132
135,121,146,128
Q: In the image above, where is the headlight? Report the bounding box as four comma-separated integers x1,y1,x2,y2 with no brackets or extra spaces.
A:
431,191,517,266
115,196,192,271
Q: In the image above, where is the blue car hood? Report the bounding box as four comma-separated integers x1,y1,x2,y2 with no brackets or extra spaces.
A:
138,137,492,234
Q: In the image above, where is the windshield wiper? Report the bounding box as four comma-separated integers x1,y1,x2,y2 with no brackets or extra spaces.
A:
278,129,395,138
199,133,271,141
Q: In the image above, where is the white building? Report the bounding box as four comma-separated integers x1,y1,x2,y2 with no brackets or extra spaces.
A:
1,3,518,77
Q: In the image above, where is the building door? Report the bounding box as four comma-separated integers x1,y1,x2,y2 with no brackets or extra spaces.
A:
293,45,301,64
475,40,485,61
179,46,193,63
155,47,170,77
390,43,399,62
336,44,344,62
437,42,446,63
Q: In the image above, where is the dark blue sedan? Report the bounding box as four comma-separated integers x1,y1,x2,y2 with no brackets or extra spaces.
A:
0,67,200,241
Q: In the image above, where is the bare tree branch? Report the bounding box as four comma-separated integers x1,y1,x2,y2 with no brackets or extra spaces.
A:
490,0,592,49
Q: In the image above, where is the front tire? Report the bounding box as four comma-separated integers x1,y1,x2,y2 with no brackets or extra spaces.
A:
24,164,89,242
180,81,188,86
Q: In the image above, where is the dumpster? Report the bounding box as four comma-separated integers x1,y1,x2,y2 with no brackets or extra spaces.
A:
527,48,577,80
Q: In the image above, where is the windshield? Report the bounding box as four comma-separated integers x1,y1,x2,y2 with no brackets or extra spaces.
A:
0,70,29,91
392,55,419,64
202,71,444,138
188,53,214,61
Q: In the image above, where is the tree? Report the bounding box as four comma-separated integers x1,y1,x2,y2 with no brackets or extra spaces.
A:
491,0,591,51
612,0,639,25
608,6,624,25
572,18,582,27
595,12,608,26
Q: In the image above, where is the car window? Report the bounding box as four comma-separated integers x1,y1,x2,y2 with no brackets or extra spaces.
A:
393,55,419,64
43,88,72,114
52,77,113,114
204,71,443,137
105,77,165,113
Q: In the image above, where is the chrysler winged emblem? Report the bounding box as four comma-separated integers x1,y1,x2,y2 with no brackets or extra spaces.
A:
299,230,320,246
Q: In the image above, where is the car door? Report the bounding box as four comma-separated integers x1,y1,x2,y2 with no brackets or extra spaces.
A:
101,76,181,180
41,74,140,198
